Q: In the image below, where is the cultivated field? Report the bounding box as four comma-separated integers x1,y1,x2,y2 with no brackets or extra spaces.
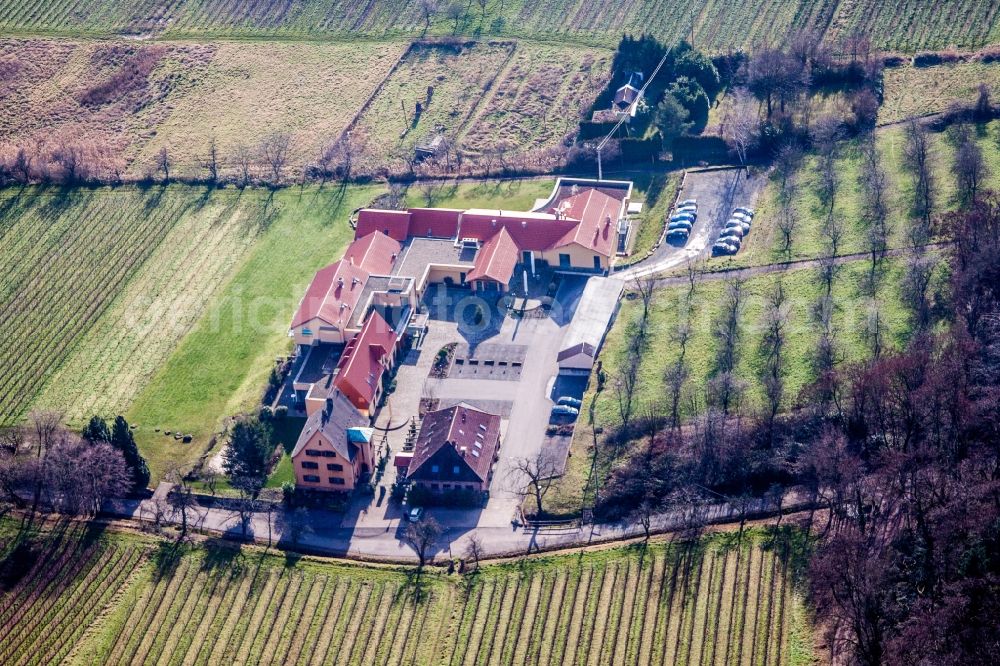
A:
0,38,405,180
350,41,610,176
0,184,378,481
0,523,814,666
0,189,242,423
0,0,996,51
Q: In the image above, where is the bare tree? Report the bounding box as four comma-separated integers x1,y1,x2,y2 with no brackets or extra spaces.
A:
231,475,263,539
233,143,253,187
418,179,442,206
420,0,438,34
404,516,443,567
203,137,219,184
260,133,292,185
445,2,464,34
167,469,199,538
952,125,988,208
11,145,33,183
43,438,131,516
630,498,656,541
509,451,561,517
202,468,219,496
904,120,935,245
715,275,745,377
156,146,170,182
902,253,936,330
632,275,656,321
863,300,884,360
664,358,690,430
760,281,788,429
777,206,798,257
612,352,640,431
859,134,891,287
463,533,485,571
52,140,87,184
722,88,758,170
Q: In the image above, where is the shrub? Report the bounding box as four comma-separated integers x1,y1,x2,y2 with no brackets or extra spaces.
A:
258,405,274,421
274,405,288,420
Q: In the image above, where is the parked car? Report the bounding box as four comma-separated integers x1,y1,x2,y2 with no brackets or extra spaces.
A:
678,198,697,207
668,220,693,232
666,229,689,242
731,211,753,224
670,213,696,223
734,206,754,218
726,218,751,233
721,224,744,239
718,233,742,248
676,205,698,215
557,396,583,408
408,506,424,523
712,241,738,256
551,405,580,418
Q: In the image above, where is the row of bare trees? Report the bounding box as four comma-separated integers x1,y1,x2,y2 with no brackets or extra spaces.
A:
0,411,132,521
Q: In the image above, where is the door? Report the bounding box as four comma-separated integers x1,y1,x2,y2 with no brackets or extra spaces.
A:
593,255,602,270
559,253,571,268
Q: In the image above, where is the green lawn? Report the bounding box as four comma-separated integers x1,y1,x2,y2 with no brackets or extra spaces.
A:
402,178,555,211
127,185,381,482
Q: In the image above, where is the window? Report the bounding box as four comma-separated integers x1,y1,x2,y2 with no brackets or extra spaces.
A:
327,463,344,472
302,328,313,336
329,477,345,485
443,484,451,490
593,255,602,270
301,462,319,470
452,466,460,475
431,483,439,490
559,253,571,268
305,449,321,457
322,451,336,458
431,465,439,473
303,474,320,483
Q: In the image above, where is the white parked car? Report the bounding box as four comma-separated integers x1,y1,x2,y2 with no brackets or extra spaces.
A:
722,224,745,238
734,206,755,218
678,198,697,207
732,211,753,224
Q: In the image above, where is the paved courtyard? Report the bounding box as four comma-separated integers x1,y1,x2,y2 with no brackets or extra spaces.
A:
344,279,586,532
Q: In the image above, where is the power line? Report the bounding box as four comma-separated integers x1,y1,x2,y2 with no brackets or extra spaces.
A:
596,47,672,180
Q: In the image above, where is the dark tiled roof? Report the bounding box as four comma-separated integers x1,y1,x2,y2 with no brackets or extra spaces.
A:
408,403,501,483
291,391,368,460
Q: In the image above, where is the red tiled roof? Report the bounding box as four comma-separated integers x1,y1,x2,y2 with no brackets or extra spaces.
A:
465,227,519,284
553,188,621,256
356,209,411,241
291,260,370,329
352,185,623,261
408,403,501,483
459,211,577,252
332,310,398,407
408,207,462,238
344,230,401,275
